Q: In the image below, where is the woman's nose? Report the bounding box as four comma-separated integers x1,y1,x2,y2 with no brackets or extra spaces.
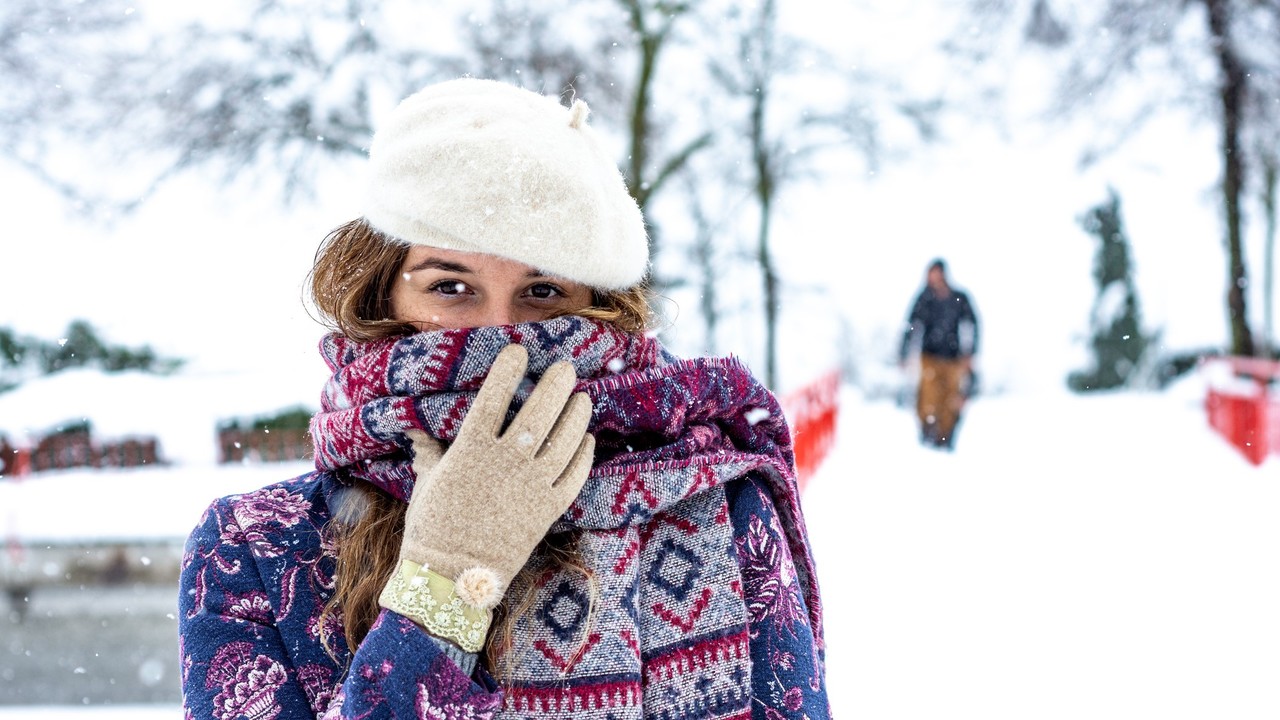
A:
476,302,518,327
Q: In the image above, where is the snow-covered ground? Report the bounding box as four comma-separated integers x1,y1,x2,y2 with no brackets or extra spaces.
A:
808,379,1280,719
1,461,310,544
2,374,1276,718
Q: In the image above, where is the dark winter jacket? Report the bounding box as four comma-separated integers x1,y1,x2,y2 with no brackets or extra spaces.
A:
899,287,979,361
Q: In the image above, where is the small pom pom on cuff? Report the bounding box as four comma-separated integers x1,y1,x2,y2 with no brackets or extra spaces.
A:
455,567,503,610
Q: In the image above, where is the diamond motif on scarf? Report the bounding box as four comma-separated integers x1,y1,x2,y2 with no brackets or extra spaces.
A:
536,580,591,643
648,538,703,602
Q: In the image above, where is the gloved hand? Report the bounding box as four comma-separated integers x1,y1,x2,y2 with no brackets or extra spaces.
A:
380,344,594,650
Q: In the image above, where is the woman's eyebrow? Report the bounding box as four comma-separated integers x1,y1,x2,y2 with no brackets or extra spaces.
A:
404,258,473,274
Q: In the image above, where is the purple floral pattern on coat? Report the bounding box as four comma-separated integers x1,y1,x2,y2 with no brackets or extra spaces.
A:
214,654,288,720
220,487,311,558
181,474,502,720
728,477,830,719
739,514,807,634
226,592,274,624
413,655,503,720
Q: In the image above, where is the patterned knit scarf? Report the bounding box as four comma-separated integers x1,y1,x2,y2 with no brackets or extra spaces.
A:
310,316,823,719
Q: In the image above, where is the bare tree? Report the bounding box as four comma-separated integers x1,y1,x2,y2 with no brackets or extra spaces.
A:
1262,151,1277,356
610,0,714,294
735,0,785,389
4,0,726,292
438,0,626,108
957,0,1280,357
1205,0,1254,356
705,0,940,389
0,0,141,206
1,1,625,210
680,172,727,356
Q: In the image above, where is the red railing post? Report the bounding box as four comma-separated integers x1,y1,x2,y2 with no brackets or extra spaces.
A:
1202,356,1280,466
781,370,841,493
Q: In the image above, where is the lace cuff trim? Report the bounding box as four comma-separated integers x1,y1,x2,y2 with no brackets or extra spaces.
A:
379,559,492,653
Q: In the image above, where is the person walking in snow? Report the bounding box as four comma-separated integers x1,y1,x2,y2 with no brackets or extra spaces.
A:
899,258,980,450
179,78,829,720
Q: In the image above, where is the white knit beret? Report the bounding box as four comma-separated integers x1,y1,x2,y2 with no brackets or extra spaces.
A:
363,78,650,290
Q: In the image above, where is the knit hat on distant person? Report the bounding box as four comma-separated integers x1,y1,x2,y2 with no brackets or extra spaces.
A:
363,78,650,290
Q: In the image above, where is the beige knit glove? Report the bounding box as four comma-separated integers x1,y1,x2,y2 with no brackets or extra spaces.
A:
379,344,594,650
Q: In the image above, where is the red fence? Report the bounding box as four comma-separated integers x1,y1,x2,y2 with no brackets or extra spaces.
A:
218,428,312,464
0,440,28,478
1202,356,1280,466
0,432,160,474
779,370,841,493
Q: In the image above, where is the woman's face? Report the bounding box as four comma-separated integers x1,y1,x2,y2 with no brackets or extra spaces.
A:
389,246,594,330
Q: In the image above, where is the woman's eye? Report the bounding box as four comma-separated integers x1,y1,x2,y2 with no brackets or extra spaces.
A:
528,283,564,300
429,280,470,296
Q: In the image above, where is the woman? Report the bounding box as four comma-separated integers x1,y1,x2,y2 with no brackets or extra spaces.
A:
180,77,829,720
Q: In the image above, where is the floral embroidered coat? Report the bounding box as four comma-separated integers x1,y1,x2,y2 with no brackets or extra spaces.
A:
180,468,828,719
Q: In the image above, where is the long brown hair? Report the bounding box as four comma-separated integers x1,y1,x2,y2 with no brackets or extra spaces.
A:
310,218,651,672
